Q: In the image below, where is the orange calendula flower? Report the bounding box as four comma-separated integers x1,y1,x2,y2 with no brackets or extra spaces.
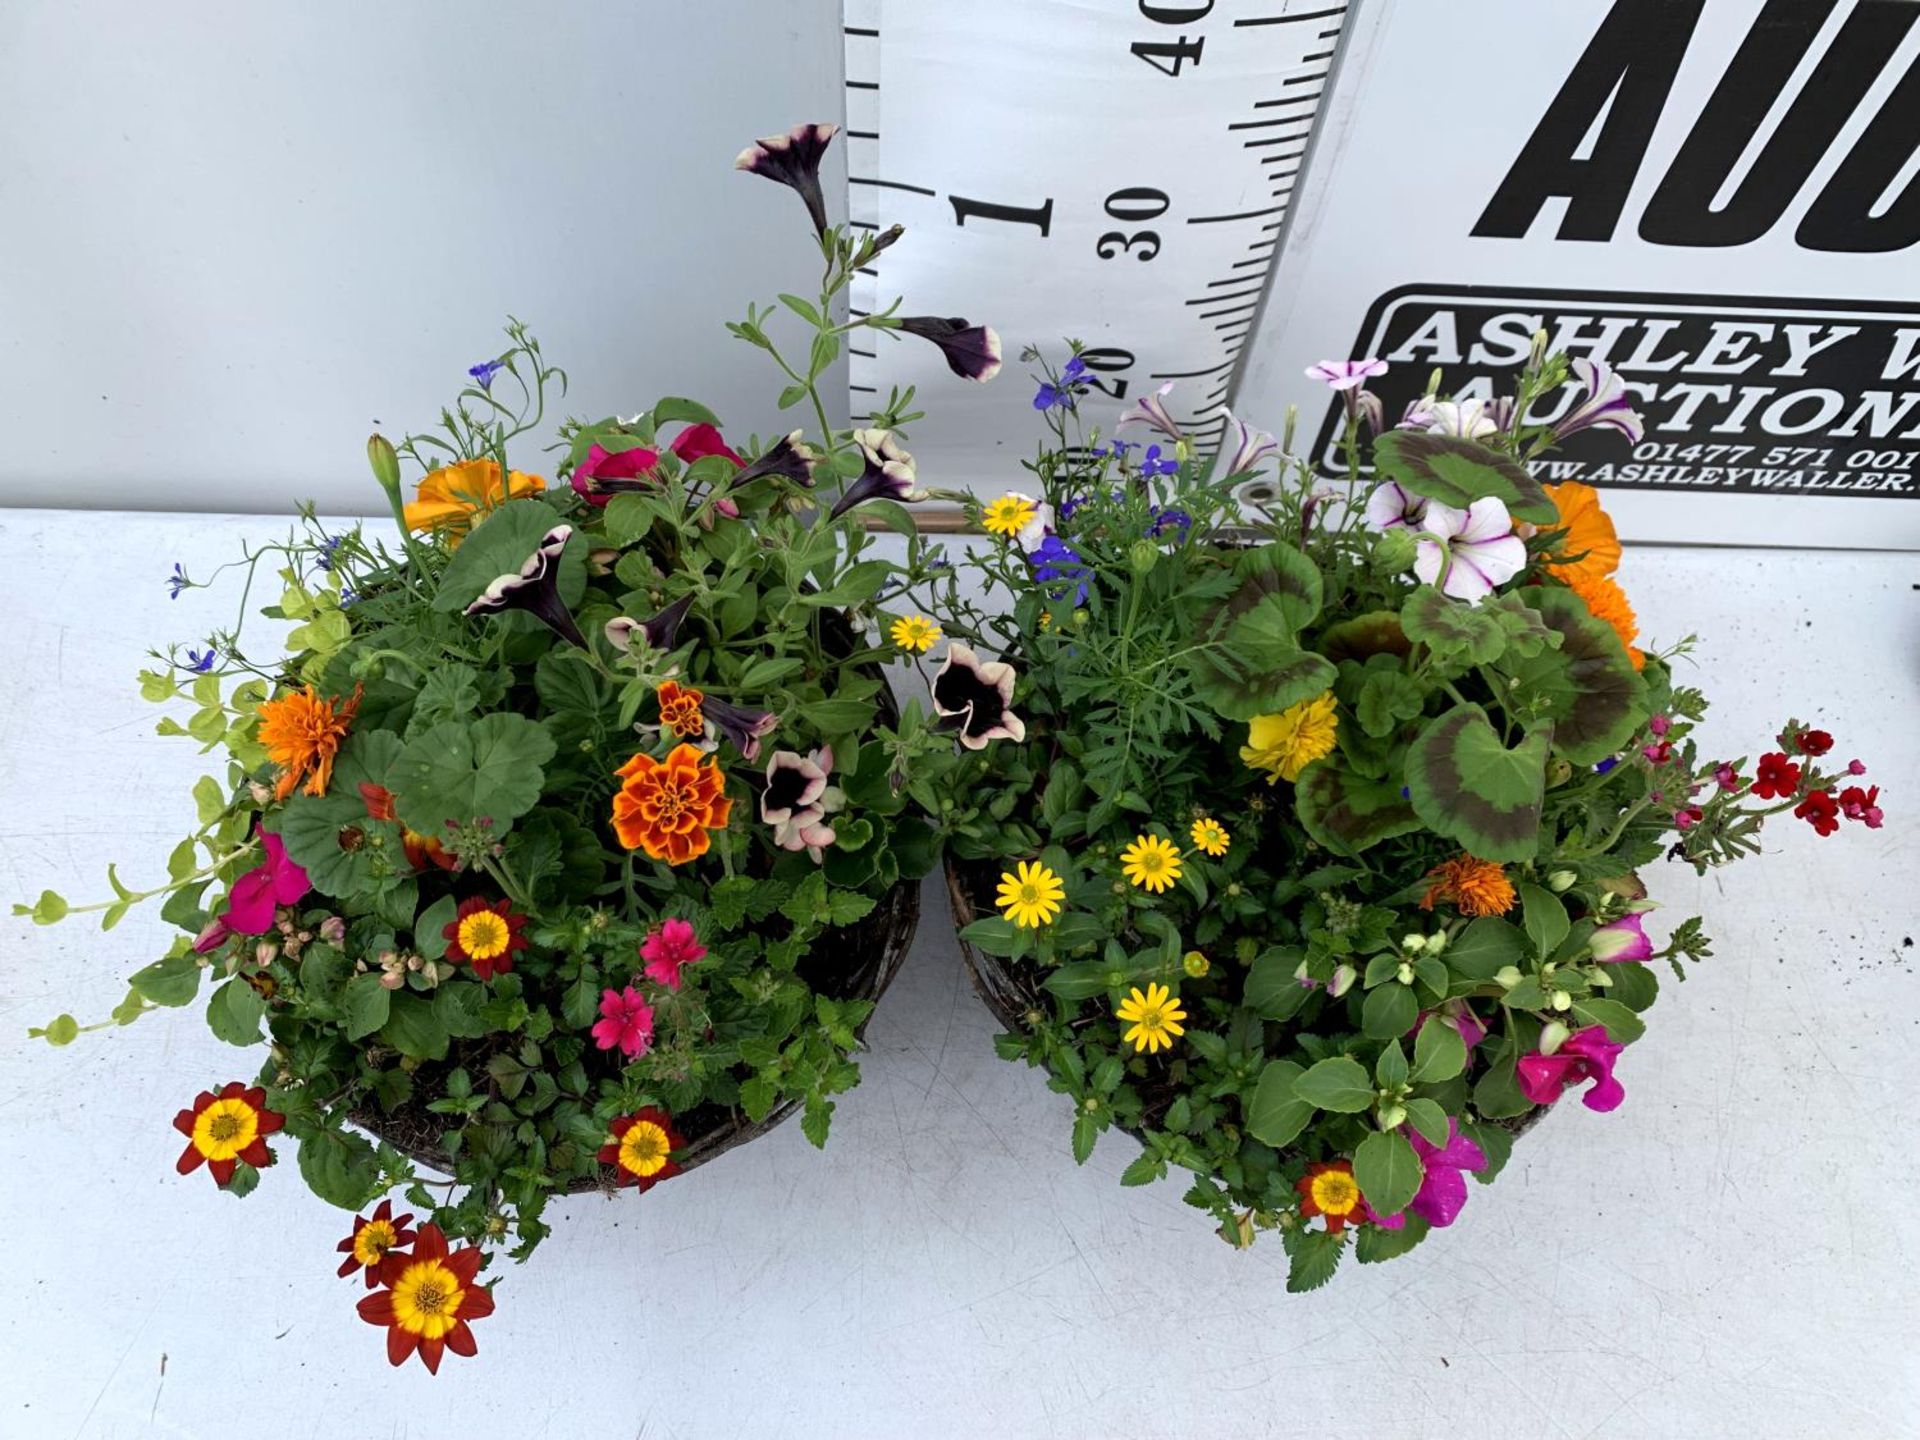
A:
403,458,546,542
655,680,706,740
1542,481,1622,580
172,1081,285,1187
337,1199,417,1288
612,743,733,864
357,1222,495,1373
1420,853,1518,917
1297,1159,1366,1234
258,684,361,800
1561,567,1646,670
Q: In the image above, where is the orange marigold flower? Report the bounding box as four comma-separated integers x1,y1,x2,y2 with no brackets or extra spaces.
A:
1542,481,1621,580
403,458,546,543
257,684,361,800
612,743,733,864
655,680,706,740
357,1222,495,1373
1420,853,1517,917
1561,567,1645,670
172,1081,285,1188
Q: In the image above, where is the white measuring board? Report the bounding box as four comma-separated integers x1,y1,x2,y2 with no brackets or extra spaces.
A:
843,0,1352,489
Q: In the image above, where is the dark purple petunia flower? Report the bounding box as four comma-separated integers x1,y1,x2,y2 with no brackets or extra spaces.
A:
930,644,1026,750
605,593,697,656
729,430,822,491
1030,535,1092,607
895,316,1003,383
827,429,924,521
735,122,839,237
464,524,588,649
703,695,779,763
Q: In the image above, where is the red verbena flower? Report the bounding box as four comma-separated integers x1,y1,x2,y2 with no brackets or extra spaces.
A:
1712,763,1743,793
1796,728,1834,756
172,1082,285,1187
357,1223,495,1373
590,986,656,1059
337,1199,418,1287
640,916,707,990
597,1107,686,1191
1794,789,1841,837
1837,785,1884,829
442,897,529,982
1751,752,1802,800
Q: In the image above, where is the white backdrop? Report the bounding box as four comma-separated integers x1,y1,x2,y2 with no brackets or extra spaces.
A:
0,0,849,513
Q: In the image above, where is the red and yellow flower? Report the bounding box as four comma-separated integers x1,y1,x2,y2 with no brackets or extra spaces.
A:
1419,853,1518,917
442,897,529,982
1296,1159,1366,1234
655,680,707,740
359,781,458,871
172,1082,285,1187
597,1106,686,1191
356,1222,495,1373
336,1199,417,1287
611,743,733,864
258,684,361,800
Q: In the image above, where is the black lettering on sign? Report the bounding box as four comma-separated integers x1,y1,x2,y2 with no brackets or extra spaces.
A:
1640,0,1917,248
1472,0,1704,242
1798,44,1920,253
948,195,1054,236
1314,283,1920,501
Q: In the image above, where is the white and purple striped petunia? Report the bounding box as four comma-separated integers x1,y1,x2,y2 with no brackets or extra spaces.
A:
1553,357,1645,445
1411,497,1527,605
1304,357,1388,392
1116,380,1184,442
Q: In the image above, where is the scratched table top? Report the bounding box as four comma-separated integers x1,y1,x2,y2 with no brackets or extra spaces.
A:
2,508,1915,1440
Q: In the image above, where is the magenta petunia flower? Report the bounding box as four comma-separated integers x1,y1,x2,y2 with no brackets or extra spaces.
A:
640,918,707,991
193,831,311,952
1411,497,1527,605
1419,1000,1487,1051
571,443,661,506
1517,1025,1625,1112
591,986,656,1058
1590,912,1654,962
1367,1118,1490,1230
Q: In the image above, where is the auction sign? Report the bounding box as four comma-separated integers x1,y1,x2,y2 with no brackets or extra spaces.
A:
1239,0,1920,548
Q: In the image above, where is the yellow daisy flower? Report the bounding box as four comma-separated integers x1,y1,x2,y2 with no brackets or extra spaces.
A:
996,860,1064,928
889,615,942,653
1120,833,1183,893
981,493,1039,539
1115,982,1187,1055
1189,817,1230,856
1240,691,1339,784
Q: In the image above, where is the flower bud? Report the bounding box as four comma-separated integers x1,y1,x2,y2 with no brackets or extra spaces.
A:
1548,870,1577,893
1281,403,1299,454
1495,965,1524,990
1128,539,1160,575
248,781,273,806
1072,609,1090,630
1372,529,1416,575
1550,988,1572,1011
1401,934,1426,953
1328,963,1357,998
1182,950,1210,979
1424,930,1447,955
1378,1103,1407,1130
380,970,405,990
254,940,278,966
1395,961,1414,985
366,434,402,496
1540,1019,1570,1055
319,916,346,945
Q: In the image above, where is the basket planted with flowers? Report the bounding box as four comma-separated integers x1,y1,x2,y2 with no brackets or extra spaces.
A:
18,122,997,1370
917,343,1883,1291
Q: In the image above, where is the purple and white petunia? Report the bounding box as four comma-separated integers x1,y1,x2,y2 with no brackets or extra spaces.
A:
734,122,839,237
1219,412,1281,478
729,430,822,491
1304,358,1388,392
1364,480,1430,533
1554,357,1645,446
828,429,925,520
1116,380,1184,442
930,643,1026,750
605,593,696,656
703,696,780,763
1411,497,1527,605
761,745,842,861
894,316,1003,383
465,524,589,648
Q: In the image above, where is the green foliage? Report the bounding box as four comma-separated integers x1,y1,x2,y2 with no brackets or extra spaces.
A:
1406,705,1549,862
1371,430,1556,524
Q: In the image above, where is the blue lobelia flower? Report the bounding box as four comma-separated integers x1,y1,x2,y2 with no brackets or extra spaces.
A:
1030,535,1092,608
166,563,190,600
1033,355,1093,413
1148,507,1192,541
468,359,506,391
184,645,217,673
1139,444,1179,478
311,532,343,572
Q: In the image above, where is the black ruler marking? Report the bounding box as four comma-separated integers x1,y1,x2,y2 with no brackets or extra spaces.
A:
1228,115,1315,130
850,177,935,196
1189,287,1263,304
846,80,878,90
1188,203,1286,224
1236,6,1344,27
1148,360,1235,379
1255,94,1322,108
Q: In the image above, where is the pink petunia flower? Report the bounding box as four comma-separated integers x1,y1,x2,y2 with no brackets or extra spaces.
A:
1366,1118,1490,1230
640,917,707,990
193,831,311,952
571,442,661,506
1517,1025,1625,1111
590,986,655,1058
1590,912,1654,963
1417,1001,1487,1051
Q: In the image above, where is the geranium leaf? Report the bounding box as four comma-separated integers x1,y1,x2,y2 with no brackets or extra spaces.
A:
432,498,583,613
1405,704,1548,863
391,714,557,837
1400,585,1507,666
1506,587,1649,765
1223,542,1322,632
1371,431,1556,524
274,732,409,898
1186,645,1337,723
1320,610,1410,664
